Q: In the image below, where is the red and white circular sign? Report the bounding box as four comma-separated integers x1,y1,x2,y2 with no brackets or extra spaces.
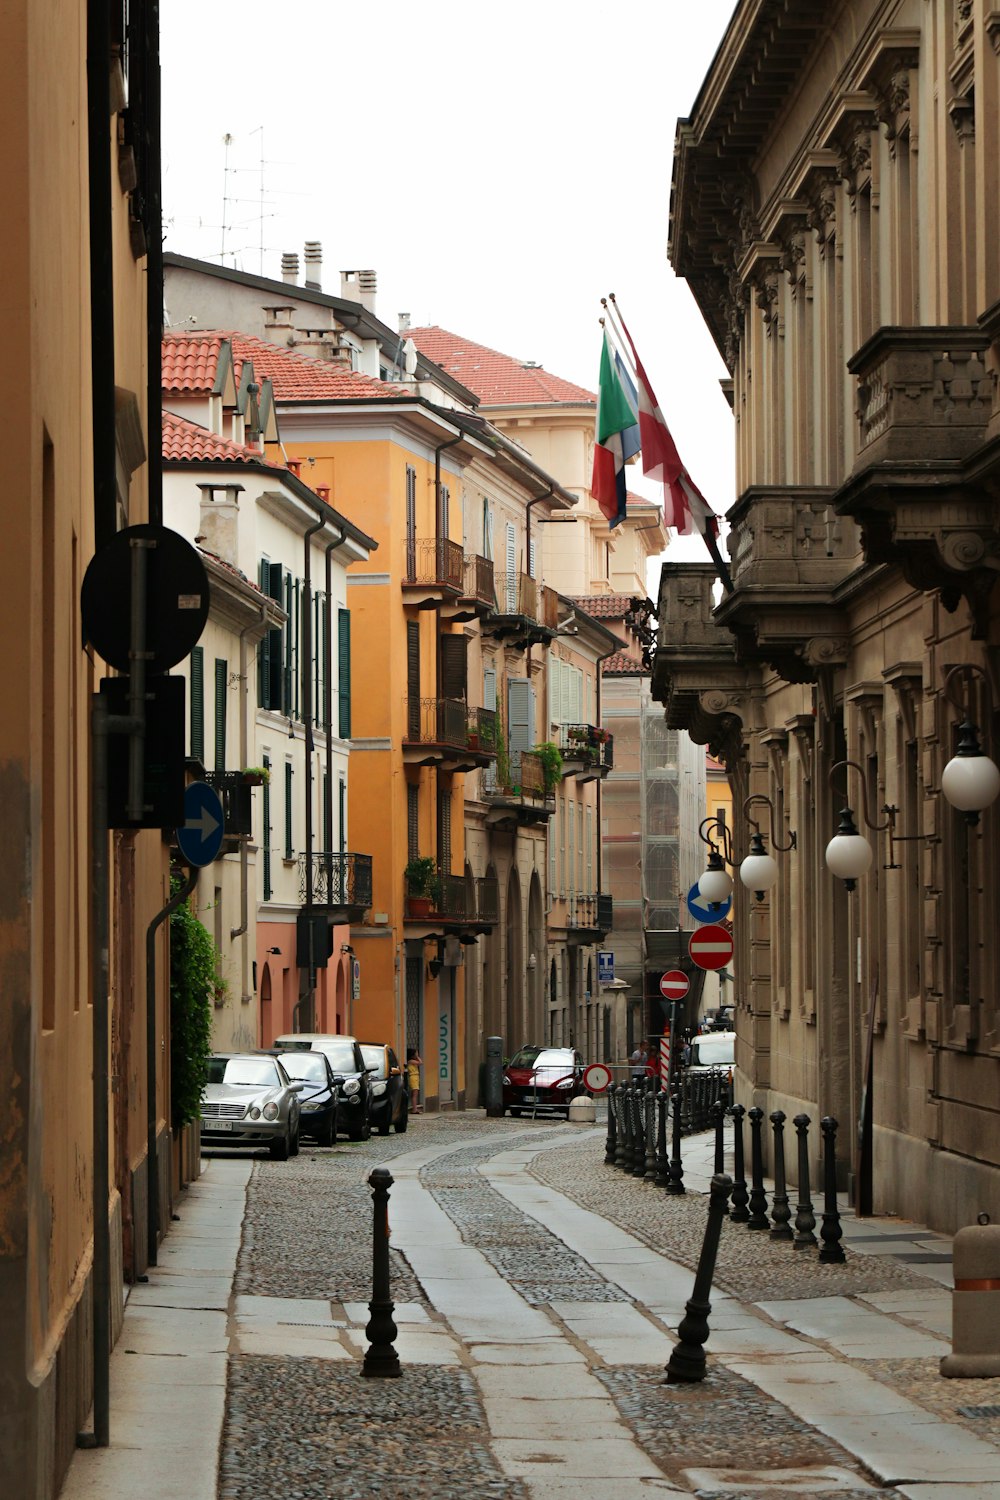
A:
688,923,735,972
583,1062,612,1094
659,969,690,1000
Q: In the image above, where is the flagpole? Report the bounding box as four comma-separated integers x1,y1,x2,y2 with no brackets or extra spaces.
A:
601,298,639,385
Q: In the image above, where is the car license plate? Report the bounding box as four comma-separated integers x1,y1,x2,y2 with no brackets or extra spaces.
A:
210,1120,234,1131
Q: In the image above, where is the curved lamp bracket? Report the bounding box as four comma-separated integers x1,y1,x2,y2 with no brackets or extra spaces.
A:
743,794,796,853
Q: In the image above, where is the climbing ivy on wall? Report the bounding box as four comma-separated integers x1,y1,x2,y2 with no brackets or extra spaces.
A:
169,875,215,1130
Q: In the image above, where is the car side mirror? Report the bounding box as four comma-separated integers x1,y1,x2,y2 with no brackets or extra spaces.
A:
366,1065,379,1074
288,1081,304,1092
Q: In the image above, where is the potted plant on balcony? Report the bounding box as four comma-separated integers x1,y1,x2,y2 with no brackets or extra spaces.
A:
404,856,438,918
532,741,564,793
241,765,270,786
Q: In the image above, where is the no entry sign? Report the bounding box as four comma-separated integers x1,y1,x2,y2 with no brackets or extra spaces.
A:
659,970,690,1001
583,1063,612,1094
688,923,734,972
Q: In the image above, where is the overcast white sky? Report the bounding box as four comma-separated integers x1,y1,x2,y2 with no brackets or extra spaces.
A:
161,1,738,579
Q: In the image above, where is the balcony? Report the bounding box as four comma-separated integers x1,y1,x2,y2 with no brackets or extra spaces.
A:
482,749,556,828
557,724,614,781
205,771,253,843
298,851,373,922
403,698,498,772
482,572,556,648
564,892,613,945
403,871,499,937
835,324,999,632
452,554,497,622
651,564,750,762
401,536,465,610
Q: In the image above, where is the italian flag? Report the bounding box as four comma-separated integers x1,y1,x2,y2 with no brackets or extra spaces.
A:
591,330,639,528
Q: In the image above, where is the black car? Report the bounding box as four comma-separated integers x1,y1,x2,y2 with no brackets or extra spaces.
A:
262,1048,339,1146
273,1033,373,1141
359,1043,408,1135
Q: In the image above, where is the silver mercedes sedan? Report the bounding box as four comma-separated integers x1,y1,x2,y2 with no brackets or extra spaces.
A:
200,1053,303,1160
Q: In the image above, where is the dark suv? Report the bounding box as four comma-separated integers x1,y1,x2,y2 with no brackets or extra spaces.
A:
273,1033,373,1141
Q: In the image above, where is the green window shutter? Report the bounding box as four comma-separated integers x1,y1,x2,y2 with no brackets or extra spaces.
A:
337,608,352,739
262,755,272,901
406,620,420,739
283,571,293,714
284,761,294,858
190,646,204,762
266,562,284,711
214,659,227,770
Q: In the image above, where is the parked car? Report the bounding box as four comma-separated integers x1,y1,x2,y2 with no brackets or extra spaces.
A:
503,1046,585,1117
201,1053,302,1159
359,1043,408,1135
273,1033,372,1141
262,1048,339,1146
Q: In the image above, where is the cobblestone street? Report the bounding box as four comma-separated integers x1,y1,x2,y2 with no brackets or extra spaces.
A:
64,1113,1000,1500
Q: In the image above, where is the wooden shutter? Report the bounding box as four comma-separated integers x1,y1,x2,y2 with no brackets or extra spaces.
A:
258,560,271,708
586,804,593,894
337,608,352,738
507,677,533,774
214,658,227,770
440,634,467,702
568,799,575,910
440,483,450,540
338,776,346,854
483,500,494,560
284,761,293,858
190,646,204,762
482,664,497,792
262,754,272,900
529,538,537,579
549,792,557,892
572,667,583,724
407,783,419,860
267,562,285,711
406,621,420,738
505,522,516,611
437,783,451,873
405,465,417,579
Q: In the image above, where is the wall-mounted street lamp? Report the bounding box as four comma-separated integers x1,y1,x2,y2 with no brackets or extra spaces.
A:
824,759,913,891
940,664,1000,825
696,816,734,908
739,794,796,901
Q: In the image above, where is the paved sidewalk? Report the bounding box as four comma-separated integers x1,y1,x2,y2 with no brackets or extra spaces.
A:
61,1118,1000,1500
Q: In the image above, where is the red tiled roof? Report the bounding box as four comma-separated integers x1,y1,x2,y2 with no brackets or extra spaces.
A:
407,326,595,407
162,331,412,402
603,650,646,676
162,331,229,394
162,409,276,466
569,593,634,620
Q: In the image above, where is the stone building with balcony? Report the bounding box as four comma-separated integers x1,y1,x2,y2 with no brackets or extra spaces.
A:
654,0,1000,1231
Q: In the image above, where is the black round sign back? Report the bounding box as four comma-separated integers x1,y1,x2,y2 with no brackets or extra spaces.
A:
81,524,210,673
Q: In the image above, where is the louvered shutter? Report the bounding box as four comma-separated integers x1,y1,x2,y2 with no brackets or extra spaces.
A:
337,608,352,739
407,783,419,860
507,677,533,775
560,660,571,727
258,561,270,707
262,755,272,900
284,761,294,858
437,784,451,873
338,776,346,854
529,538,537,579
549,794,557,893
214,658,227,770
585,805,593,894
572,667,583,724
190,646,204,762
505,522,516,611
548,657,557,730
267,561,285,710
568,799,575,912
406,621,420,738
405,466,417,579
440,634,467,702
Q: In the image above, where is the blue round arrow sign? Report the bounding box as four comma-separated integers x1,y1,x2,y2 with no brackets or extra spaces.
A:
176,781,225,867
686,881,732,925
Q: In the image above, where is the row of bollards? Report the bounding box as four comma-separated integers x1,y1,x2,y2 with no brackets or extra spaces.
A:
604,1083,845,1265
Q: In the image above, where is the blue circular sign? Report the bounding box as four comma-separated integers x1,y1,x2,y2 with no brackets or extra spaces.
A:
686,881,732,925
176,781,225,867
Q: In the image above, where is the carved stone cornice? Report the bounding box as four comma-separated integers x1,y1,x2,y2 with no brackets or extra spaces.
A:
857,28,920,155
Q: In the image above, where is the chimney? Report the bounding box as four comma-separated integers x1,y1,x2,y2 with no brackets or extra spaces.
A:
197,484,239,566
398,312,411,334
340,268,377,314
281,251,299,285
303,240,323,290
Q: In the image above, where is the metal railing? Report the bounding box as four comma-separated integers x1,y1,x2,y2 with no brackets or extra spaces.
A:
566,892,614,935
404,698,497,753
408,871,499,927
402,536,464,591
462,553,496,608
677,1067,732,1133
205,771,253,838
298,851,373,911
491,569,538,619
558,724,614,773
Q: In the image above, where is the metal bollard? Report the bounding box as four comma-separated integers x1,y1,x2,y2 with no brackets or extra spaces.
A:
769,1111,793,1241
362,1167,401,1378
729,1104,749,1223
792,1114,817,1250
626,1083,640,1172
667,1088,685,1195
665,1173,733,1383
818,1116,846,1264
614,1086,628,1170
746,1106,769,1229
604,1081,617,1165
712,1099,725,1176
655,1090,670,1188
941,1215,1000,1378
644,1087,659,1181
633,1083,650,1177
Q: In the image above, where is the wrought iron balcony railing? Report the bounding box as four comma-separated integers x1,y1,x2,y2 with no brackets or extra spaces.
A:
402,536,465,592
404,871,499,929
205,771,253,839
298,851,373,913
567,891,613,936
404,698,498,756
461,554,496,609
557,724,614,775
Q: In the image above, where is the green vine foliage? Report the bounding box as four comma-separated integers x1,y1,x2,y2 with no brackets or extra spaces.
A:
169,875,215,1130
531,740,564,792
494,703,512,791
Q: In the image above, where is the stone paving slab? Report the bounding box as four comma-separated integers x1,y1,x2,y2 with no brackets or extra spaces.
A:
756,1296,950,1359
681,1464,878,1493
492,1435,667,1479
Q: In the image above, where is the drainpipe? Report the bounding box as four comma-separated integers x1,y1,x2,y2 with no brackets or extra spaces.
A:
296,512,327,1032
524,486,555,674
324,530,347,857
434,432,463,544
594,642,618,898
231,603,270,1020
144,0,163,527
88,0,116,555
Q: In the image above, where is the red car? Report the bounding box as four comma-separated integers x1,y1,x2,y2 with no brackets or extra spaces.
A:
503,1046,585,1117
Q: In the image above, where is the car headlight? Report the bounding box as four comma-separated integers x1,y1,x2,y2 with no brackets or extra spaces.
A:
503,1075,511,1086
556,1078,574,1089
249,1106,261,1120
371,1081,387,1097
342,1078,360,1096
263,1102,279,1120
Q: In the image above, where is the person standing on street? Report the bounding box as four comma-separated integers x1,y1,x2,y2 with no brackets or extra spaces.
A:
406,1047,422,1113
629,1042,647,1080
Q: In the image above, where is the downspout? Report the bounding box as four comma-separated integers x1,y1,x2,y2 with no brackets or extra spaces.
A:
294,512,327,1033
231,603,270,1019
324,530,347,858
594,643,618,898
433,433,463,898
88,0,116,554
524,485,555,675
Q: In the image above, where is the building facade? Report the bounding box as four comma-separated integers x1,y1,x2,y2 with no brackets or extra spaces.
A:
655,0,1000,1230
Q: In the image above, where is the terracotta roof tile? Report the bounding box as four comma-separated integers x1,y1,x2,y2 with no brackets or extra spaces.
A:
162,410,276,466
603,650,646,676
162,331,413,402
569,593,634,620
162,331,228,394
407,326,595,407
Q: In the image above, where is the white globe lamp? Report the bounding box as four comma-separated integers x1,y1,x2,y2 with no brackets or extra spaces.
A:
825,807,873,891
941,721,1000,825
739,832,779,901
698,850,733,907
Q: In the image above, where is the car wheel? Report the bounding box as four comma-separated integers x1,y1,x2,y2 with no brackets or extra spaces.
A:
510,1108,523,1117
394,1100,408,1134
349,1112,371,1142
269,1129,289,1161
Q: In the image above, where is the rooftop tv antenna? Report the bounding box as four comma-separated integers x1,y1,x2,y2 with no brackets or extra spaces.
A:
220,132,233,263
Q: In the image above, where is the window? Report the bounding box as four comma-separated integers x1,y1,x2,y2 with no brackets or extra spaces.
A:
482,498,494,559
190,646,204,762
259,559,286,712
406,621,420,738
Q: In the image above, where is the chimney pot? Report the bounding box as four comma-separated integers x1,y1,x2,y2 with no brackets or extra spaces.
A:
340,268,378,314
303,240,322,291
316,484,330,503
281,252,299,285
